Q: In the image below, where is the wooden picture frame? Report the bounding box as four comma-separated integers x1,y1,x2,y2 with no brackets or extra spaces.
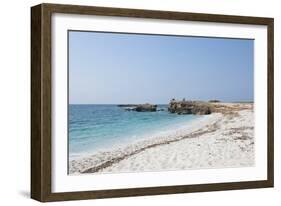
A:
31,3,274,202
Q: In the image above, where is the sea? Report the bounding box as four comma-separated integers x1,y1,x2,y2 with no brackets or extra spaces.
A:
69,104,199,158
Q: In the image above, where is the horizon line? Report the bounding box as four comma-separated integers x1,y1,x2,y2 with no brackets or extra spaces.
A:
69,100,254,105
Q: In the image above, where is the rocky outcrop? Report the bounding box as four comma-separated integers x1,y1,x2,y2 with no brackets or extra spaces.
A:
168,100,212,115
118,104,139,107
134,104,157,112
209,100,220,103
121,104,157,112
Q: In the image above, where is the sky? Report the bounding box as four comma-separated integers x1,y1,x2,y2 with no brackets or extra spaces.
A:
68,31,254,104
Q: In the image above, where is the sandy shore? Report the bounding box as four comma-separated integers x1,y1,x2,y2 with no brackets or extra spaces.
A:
69,103,254,174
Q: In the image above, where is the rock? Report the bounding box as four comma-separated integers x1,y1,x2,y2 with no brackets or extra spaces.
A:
121,103,157,112
117,104,139,107
168,100,212,115
209,100,220,103
133,104,157,112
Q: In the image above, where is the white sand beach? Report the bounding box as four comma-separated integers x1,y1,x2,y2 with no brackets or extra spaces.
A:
69,103,254,174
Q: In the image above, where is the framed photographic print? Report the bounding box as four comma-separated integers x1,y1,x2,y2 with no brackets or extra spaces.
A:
31,3,274,202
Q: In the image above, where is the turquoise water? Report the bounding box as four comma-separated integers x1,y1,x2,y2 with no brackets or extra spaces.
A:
69,105,199,157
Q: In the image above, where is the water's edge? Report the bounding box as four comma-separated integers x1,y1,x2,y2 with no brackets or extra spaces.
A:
69,104,200,158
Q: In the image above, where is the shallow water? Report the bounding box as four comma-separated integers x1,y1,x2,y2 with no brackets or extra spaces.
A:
69,104,200,157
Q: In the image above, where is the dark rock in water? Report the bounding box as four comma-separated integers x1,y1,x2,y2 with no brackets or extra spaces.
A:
157,108,165,111
168,100,212,115
209,100,220,103
121,103,157,112
117,104,139,107
134,104,157,112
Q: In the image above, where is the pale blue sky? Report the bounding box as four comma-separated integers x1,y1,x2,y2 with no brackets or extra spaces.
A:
69,31,254,104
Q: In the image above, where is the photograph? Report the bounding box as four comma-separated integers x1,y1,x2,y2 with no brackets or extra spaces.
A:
30,3,274,201
68,31,254,175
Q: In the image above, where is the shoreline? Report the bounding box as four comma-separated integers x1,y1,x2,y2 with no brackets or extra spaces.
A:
69,113,202,160
69,103,254,174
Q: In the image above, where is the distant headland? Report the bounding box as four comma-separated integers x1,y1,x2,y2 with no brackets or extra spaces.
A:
118,99,221,115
